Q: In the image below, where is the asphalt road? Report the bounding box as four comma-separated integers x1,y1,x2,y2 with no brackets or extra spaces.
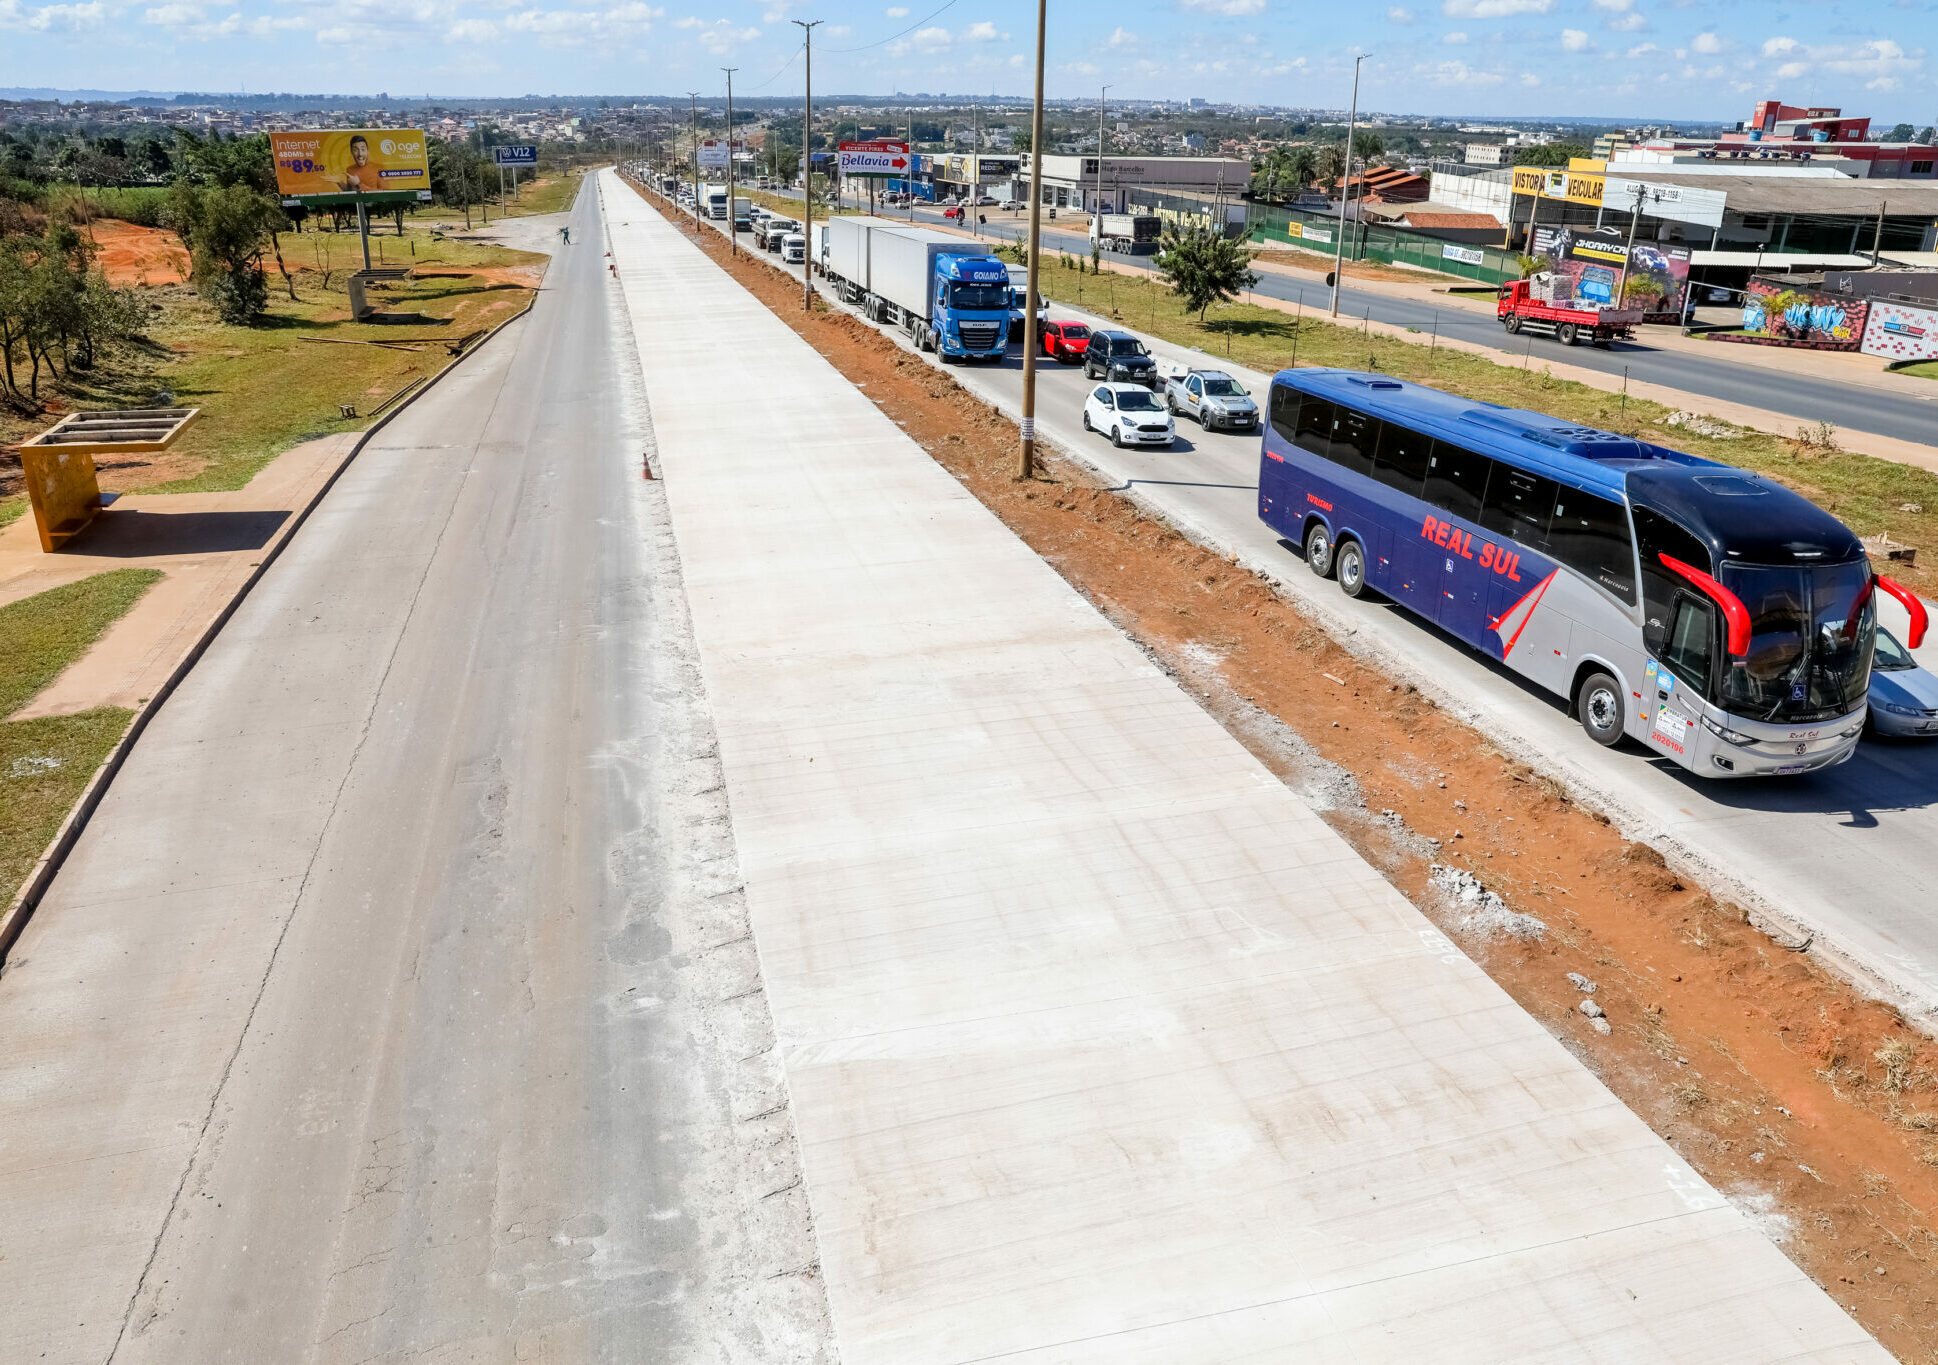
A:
686,191,1938,1016
748,184,1938,446
0,186,828,1361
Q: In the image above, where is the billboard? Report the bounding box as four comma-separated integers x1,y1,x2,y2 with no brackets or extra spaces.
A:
1861,299,1938,363
838,140,911,177
270,129,430,199
696,139,747,169
1511,162,1605,207
493,145,538,167
1531,227,1691,320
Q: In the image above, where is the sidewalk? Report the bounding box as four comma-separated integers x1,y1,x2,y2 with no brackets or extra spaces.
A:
601,169,1882,1364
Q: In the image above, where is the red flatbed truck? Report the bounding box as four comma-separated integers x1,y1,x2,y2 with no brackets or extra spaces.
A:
1496,278,1641,349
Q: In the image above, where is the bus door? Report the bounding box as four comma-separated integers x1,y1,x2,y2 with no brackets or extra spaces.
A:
1419,441,1495,641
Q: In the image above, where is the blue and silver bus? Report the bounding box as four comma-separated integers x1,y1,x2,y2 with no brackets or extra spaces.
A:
1259,369,1929,778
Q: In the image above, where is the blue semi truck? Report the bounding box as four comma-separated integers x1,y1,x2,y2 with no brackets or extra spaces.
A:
820,216,1010,363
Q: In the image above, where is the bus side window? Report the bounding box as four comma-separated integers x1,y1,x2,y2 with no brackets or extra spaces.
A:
1633,507,1711,655
1660,595,1717,699
1372,423,1431,499
1269,384,1300,444
1295,395,1337,461
1480,465,1560,550
1331,406,1380,479
1423,442,1492,524
1548,488,1637,604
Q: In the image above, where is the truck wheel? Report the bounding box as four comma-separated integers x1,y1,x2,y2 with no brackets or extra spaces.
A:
1503,313,1521,335
1167,394,1178,414
1199,407,1212,430
1336,539,1368,599
1577,671,1625,748
1305,522,1334,579
1557,322,1579,347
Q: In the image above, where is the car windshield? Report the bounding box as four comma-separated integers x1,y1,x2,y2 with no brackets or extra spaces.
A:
1201,378,1245,397
1106,338,1149,358
1874,627,1918,672
1116,390,1162,412
1062,324,1090,338
1717,559,1875,722
949,282,1010,310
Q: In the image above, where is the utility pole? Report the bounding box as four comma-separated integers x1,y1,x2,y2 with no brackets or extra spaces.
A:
723,67,740,256
687,92,701,234
1330,52,1368,317
1018,0,1047,481
1095,83,1110,263
1872,200,1888,267
793,18,821,312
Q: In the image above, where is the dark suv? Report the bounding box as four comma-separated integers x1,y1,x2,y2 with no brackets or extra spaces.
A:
1083,330,1158,387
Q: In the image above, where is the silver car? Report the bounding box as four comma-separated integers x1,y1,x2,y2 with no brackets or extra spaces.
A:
1165,368,1260,432
1867,627,1938,737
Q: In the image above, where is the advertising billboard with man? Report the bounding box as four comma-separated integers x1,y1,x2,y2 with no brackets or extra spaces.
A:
270,129,430,199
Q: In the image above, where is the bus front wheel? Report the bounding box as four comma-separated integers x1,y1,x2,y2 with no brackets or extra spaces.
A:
1577,671,1625,747
1336,539,1368,598
1305,522,1335,578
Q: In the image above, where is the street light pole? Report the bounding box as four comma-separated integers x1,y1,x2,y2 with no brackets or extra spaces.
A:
1095,84,1110,260
793,18,821,312
1330,52,1368,317
1018,0,1048,481
723,67,740,257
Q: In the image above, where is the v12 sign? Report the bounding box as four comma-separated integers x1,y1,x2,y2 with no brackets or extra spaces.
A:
838,140,909,176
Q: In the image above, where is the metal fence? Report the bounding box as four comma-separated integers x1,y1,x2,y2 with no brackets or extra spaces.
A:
1243,202,1522,286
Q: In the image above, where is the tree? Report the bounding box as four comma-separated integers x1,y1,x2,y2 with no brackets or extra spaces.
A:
1511,142,1588,167
1010,127,1032,154
1922,127,1937,145
1888,122,1917,143
1155,223,1259,321
164,182,283,324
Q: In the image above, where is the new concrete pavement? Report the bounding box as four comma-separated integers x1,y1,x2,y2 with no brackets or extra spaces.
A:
604,172,1883,1361
687,192,1938,1020
0,187,828,1361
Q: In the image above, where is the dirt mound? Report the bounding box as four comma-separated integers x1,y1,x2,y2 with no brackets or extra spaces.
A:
91,219,189,287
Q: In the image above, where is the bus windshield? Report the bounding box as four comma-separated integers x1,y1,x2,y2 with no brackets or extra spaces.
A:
1717,560,1874,722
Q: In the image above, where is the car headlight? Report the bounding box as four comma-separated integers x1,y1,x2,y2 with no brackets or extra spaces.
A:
1699,715,1758,746
1878,701,1924,716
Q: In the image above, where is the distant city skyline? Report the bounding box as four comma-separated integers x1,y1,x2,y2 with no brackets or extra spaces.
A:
1,0,1931,124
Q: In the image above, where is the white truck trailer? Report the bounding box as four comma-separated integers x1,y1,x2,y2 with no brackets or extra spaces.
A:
821,216,1012,362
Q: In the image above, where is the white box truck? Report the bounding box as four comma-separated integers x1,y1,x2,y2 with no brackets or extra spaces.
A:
821,216,1012,362
702,184,729,219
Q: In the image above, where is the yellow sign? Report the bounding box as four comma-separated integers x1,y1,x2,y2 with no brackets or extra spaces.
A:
270,129,430,198
1510,164,1604,207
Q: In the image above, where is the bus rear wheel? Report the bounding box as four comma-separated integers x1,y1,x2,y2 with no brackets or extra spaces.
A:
1577,671,1625,747
1305,522,1335,578
1335,539,1368,598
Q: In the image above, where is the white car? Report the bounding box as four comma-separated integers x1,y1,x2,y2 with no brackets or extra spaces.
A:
1000,198,1025,210
781,232,807,264
1082,382,1175,448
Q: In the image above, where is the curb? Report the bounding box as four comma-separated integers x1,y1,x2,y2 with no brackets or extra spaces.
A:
0,289,540,966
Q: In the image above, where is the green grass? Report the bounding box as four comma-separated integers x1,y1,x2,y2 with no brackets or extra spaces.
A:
1,707,135,908
497,169,584,217
1034,255,1938,595
0,496,25,532
1891,360,1938,381
0,568,163,719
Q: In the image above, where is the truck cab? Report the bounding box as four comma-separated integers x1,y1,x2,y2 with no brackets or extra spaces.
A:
930,254,1012,361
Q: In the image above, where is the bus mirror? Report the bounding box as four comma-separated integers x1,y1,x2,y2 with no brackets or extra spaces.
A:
1659,554,1751,657
1877,575,1928,649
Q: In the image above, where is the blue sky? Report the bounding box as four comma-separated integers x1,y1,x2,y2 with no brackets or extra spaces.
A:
1,0,1931,122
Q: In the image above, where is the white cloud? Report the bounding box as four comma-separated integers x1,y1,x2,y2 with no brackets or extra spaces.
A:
1690,30,1721,54
1176,0,1266,14
0,0,105,29
1762,35,1798,57
1560,27,1588,50
1105,25,1137,48
884,4,906,12
963,18,1000,39
1442,0,1550,16
1591,0,1631,8
1421,58,1503,85
673,14,757,50
1387,5,1414,21
1442,28,1467,42
1520,71,1540,85
1775,60,1808,79
1606,11,1643,30
1625,41,1655,57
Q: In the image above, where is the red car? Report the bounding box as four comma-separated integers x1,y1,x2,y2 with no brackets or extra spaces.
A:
1042,320,1091,363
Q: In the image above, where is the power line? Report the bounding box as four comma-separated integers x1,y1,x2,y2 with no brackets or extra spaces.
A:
750,40,805,92
827,0,963,53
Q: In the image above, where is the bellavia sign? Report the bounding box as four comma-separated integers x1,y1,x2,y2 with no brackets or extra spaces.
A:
838,140,910,177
